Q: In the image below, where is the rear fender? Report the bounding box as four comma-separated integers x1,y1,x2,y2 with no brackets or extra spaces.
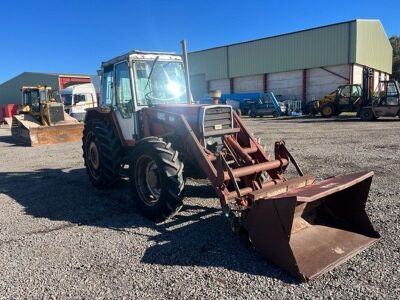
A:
85,107,127,147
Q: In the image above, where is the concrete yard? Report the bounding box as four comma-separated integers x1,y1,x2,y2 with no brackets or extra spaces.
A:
0,116,399,299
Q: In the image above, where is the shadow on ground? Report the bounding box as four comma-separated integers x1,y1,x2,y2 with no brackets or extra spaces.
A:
0,133,26,147
0,168,293,283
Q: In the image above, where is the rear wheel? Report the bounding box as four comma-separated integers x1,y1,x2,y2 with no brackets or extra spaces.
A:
130,137,185,222
360,108,376,121
235,109,242,116
82,120,122,188
320,103,335,118
249,107,257,118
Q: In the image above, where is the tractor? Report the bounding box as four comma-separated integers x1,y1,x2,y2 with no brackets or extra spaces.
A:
82,42,379,281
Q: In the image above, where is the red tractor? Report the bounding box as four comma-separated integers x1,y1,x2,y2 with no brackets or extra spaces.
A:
82,42,379,281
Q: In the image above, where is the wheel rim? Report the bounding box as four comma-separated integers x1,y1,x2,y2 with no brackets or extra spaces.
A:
322,106,332,116
86,133,100,179
135,155,161,206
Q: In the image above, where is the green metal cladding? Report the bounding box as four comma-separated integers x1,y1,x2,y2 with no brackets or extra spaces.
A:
188,19,392,81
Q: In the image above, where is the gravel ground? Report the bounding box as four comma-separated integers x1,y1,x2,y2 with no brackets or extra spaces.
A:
0,116,399,299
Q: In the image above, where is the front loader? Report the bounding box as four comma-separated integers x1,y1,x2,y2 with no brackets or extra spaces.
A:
11,85,83,146
82,42,380,281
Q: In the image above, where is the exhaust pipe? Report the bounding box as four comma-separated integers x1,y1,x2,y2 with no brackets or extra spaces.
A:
181,39,193,104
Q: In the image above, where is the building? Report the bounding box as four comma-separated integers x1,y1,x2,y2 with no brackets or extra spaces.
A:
188,19,393,105
0,72,96,104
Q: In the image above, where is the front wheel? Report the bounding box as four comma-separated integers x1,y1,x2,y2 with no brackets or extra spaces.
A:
320,103,335,118
249,108,257,118
360,108,376,121
130,137,185,222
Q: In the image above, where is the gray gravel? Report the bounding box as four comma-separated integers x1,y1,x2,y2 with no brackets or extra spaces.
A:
0,116,399,299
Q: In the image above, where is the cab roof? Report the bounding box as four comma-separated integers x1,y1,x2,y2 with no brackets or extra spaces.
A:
101,50,182,68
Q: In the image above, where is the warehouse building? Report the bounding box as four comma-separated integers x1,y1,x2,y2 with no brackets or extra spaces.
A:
188,19,393,105
0,72,96,104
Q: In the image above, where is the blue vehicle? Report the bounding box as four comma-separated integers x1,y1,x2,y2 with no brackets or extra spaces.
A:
199,92,286,117
221,92,286,117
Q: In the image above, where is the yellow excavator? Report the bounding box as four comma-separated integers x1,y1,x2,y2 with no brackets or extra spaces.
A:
11,85,84,146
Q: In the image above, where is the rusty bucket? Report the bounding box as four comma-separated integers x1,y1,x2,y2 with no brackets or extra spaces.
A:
244,171,380,281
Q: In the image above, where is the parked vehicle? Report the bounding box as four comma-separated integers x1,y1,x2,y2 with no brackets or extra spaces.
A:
60,83,98,121
82,42,379,281
312,67,400,120
11,85,82,146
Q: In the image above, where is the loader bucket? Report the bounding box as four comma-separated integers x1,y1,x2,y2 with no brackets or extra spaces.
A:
11,114,83,146
244,171,380,281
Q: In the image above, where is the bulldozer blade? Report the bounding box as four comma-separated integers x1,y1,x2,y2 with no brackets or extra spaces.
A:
244,171,379,282
11,114,83,146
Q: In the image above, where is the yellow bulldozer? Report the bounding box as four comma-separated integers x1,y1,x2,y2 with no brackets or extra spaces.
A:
11,85,84,146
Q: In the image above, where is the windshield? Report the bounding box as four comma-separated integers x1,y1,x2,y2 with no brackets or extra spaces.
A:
23,90,39,106
134,60,187,105
61,94,73,105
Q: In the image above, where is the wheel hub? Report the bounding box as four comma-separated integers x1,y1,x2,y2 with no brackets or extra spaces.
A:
89,141,100,170
323,106,332,115
136,156,162,206
145,161,161,198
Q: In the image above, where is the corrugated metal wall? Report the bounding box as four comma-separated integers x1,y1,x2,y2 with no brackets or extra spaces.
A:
189,47,228,80
356,20,393,74
0,73,59,104
228,22,355,77
188,19,392,82
209,79,230,93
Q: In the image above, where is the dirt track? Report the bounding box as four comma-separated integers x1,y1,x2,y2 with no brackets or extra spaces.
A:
0,116,399,299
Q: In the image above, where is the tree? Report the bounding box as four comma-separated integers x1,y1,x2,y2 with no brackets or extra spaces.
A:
390,35,400,80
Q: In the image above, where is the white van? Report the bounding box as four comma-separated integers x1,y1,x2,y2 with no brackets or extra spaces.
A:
60,83,98,121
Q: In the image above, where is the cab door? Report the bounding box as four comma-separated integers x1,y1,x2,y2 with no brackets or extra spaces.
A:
113,61,137,142
373,81,400,117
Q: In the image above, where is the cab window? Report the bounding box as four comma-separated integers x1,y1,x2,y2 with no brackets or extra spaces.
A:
340,86,351,97
115,62,133,117
101,68,114,106
386,82,399,106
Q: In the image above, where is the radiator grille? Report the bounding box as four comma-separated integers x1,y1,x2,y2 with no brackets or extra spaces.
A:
49,105,65,123
203,106,232,134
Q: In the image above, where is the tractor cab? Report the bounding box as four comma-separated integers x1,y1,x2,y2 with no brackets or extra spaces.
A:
97,51,194,142
100,52,188,110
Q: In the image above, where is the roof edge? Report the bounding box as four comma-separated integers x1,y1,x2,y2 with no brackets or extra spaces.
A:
189,19,365,54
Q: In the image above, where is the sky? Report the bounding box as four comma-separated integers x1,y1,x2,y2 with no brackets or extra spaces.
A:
0,0,399,83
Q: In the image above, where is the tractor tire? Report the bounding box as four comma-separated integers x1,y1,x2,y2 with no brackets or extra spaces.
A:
235,109,242,117
249,108,257,118
130,137,185,222
272,111,280,118
320,103,336,118
360,108,376,121
82,120,122,189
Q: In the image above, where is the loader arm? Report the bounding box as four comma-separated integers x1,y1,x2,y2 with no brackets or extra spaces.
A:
141,104,379,281
141,106,292,209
